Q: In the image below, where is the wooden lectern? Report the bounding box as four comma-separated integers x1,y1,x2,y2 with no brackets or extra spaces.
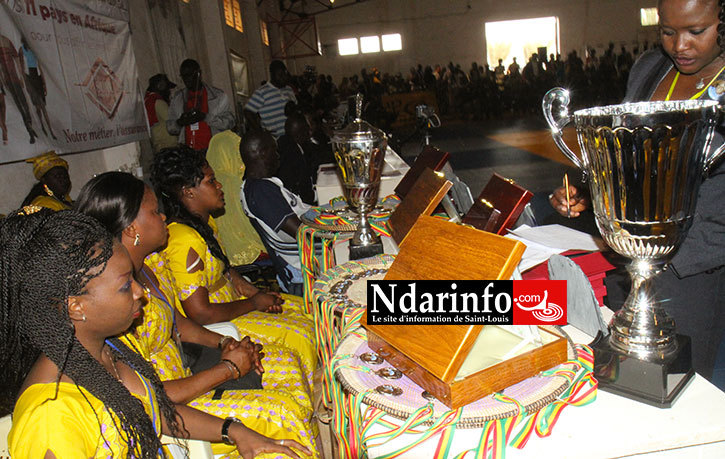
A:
363,216,567,408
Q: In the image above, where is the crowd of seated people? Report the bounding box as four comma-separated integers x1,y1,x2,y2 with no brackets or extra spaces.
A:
287,43,645,131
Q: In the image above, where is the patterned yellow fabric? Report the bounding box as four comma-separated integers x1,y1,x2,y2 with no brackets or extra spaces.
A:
10,378,164,458
206,130,266,265
122,259,318,457
30,194,71,211
24,150,67,180
159,218,318,383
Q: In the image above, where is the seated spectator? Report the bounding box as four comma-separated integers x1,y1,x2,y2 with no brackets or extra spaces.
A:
75,171,319,457
303,108,335,183
206,130,268,265
240,130,314,296
150,145,318,385
276,113,316,205
0,208,308,458
21,150,72,210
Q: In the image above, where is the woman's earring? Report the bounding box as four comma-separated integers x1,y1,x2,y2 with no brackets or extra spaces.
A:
134,234,140,246
82,314,87,322
43,184,55,197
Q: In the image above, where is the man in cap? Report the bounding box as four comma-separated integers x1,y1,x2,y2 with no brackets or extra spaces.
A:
166,59,235,152
21,151,72,211
144,73,178,151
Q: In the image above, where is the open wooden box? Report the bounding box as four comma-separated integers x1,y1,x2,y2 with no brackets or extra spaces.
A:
362,216,567,408
363,323,567,408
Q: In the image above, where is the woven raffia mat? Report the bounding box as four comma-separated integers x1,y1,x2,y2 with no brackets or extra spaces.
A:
334,328,577,429
312,254,396,311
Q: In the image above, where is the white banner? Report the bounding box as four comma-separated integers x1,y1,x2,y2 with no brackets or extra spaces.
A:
0,0,147,163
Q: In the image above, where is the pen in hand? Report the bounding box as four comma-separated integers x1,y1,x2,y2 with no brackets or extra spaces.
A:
564,173,571,218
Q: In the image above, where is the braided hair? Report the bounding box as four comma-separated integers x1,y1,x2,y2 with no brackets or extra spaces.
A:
150,145,231,271
0,209,183,458
74,171,146,239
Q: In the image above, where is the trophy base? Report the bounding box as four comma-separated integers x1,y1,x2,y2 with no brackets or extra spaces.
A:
349,239,384,260
591,332,695,408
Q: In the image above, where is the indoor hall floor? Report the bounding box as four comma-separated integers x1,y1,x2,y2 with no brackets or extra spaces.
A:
397,115,580,199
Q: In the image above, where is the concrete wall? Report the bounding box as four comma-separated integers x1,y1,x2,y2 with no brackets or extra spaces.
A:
296,0,658,80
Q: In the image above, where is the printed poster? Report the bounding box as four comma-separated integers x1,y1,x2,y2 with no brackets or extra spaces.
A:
0,0,147,162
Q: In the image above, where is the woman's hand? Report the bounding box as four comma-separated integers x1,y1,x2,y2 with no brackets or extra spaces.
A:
549,185,589,218
220,336,258,377
230,423,312,459
229,269,260,297
249,291,284,314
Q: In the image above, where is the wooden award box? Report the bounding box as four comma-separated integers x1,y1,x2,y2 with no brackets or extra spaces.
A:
462,173,534,235
387,168,452,245
394,145,450,198
363,216,568,408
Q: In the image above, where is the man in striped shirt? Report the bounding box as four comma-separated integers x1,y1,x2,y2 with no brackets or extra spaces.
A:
244,60,297,139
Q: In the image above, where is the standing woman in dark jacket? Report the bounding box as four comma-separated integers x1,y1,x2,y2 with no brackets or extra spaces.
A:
550,0,725,379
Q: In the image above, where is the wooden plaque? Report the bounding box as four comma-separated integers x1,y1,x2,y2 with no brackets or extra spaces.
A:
387,168,452,245
361,216,554,408
394,145,450,198
463,173,533,234
386,215,525,280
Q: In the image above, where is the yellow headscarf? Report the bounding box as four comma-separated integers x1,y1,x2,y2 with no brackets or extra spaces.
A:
25,151,68,181
206,130,266,265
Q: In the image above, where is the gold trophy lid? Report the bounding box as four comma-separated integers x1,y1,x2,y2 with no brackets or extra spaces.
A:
332,93,387,144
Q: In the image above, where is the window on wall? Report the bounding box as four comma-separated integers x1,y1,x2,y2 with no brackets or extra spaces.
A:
223,0,244,33
260,20,269,46
640,7,658,26
338,38,359,56
337,34,402,56
485,16,559,69
360,36,380,53
381,33,402,51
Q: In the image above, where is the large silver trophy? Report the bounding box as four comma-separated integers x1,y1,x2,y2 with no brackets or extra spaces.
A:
332,94,388,259
543,88,725,406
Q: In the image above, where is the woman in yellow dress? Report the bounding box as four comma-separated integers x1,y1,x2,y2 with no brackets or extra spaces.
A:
76,171,319,458
150,146,318,385
1,208,309,458
206,130,268,265
20,150,72,210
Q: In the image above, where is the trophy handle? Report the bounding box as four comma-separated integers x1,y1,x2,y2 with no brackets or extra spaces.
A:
705,139,725,172
542,88,584,170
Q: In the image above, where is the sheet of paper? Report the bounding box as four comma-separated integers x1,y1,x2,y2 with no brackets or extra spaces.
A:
504,233,565,272
508,224,606,251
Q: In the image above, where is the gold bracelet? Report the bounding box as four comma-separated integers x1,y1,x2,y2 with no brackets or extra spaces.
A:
220,358,241,379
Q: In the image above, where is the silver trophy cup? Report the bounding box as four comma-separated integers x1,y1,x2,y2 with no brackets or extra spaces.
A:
543,88,725,406
332,94,388,259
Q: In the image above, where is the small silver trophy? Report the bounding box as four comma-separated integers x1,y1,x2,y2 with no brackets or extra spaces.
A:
543,88,725,406
332,94,388,259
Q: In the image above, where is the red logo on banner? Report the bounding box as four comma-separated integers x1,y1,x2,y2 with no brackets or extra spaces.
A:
513,280,567,325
